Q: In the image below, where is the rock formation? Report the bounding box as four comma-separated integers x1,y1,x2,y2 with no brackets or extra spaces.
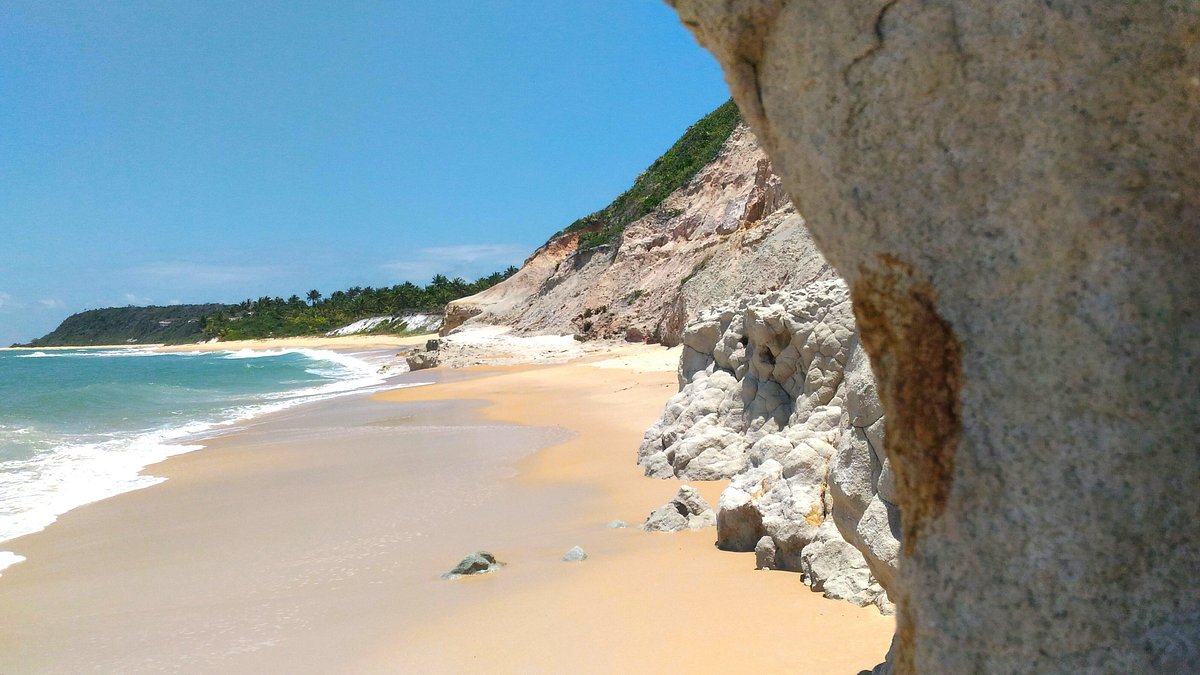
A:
442,551,504,579
642,485,717,532
443,124,836,345
667,1,1200,671
404,351,438,372
640,285,896,613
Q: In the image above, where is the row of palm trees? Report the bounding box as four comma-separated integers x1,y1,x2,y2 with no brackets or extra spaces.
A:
202,267,518,340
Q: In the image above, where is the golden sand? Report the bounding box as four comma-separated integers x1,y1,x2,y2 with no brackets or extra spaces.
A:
0,343,892,673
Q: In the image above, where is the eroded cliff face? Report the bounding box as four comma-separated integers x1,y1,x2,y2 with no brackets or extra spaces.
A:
639,284,899,615
669,1,1200,671
442,125,835,344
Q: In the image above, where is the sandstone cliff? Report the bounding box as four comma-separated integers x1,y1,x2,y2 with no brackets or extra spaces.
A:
441,122,835,344
669,1,1200,671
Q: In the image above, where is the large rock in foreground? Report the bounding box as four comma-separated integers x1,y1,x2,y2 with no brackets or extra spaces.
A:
668,1,1200,671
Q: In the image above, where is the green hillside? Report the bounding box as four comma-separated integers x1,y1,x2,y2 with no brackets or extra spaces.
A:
562,99,742,251
23,304,230,347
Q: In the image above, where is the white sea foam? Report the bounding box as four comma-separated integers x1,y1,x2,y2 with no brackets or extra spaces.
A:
0,349,429,550
0,551,25,575
14,348,187,359
0,423,210,544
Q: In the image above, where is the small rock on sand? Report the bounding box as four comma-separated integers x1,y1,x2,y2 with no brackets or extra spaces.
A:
605,520,629,529
442,551,503,578
562,546,588,562
642,485,716,532
755,535,777,570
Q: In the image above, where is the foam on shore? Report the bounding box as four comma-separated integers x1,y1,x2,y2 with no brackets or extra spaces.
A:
0,347,426,553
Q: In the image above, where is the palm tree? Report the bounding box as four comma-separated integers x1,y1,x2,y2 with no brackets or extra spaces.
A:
306,289,321,306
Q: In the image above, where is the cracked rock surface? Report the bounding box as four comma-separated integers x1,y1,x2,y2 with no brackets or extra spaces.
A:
669,1,1200,672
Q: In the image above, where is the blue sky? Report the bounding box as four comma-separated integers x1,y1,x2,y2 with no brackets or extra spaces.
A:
0,1,729,344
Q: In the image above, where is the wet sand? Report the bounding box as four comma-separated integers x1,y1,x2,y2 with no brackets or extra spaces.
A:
0,346,893,673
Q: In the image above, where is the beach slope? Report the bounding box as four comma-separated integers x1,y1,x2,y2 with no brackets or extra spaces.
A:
0,344,891,673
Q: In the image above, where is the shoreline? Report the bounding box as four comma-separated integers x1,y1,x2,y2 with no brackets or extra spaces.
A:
0,341,436,573
3,332,438,353
0,341,893,672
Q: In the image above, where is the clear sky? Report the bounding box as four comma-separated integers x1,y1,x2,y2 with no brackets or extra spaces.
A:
0,1,729,345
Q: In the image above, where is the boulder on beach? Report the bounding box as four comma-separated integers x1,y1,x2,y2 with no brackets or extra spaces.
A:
442,551,503,579
755,535,776,570
642,485,716,532
406,351,439,371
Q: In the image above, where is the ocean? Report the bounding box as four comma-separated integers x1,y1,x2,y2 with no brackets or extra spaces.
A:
0,347,400,573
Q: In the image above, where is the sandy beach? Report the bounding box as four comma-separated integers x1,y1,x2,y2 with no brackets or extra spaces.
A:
0,340,893,673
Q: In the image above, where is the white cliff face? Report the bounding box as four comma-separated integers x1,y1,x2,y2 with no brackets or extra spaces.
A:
639,282,898,614
442,125,836,345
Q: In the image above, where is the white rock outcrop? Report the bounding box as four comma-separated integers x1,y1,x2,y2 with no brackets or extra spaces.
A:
642,485,717,532
640,283,897,612
327,313,441,337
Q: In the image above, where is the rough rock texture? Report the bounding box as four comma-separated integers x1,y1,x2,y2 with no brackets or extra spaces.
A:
829,338,899,597
641,285,897,612
404,351,438,372
668,2,1200,671
562,546,588,562
642,486,717,532
443,125,836,345
753,535,776,570
439,303,480,337
442,551,503,579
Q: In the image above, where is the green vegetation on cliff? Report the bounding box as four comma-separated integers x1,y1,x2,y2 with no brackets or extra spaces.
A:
564,99,741,251
25,304,230,347
201,269,517,341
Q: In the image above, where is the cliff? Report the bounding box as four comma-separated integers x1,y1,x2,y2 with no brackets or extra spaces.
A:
442,119,835,344
443,100,902,624
669,1,1200,671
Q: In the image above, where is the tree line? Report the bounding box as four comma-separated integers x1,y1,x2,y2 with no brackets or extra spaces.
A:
201,268,517,341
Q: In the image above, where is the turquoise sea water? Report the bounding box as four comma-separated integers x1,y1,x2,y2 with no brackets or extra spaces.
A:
0,347,394,571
